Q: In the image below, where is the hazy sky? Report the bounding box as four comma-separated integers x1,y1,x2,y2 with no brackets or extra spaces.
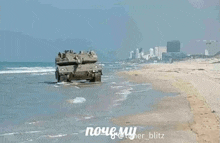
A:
0,0,219,61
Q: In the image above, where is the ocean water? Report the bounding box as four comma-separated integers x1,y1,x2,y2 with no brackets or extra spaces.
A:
0,62,174,143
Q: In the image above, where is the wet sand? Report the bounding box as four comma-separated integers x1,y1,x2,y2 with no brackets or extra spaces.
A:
112,58,220,143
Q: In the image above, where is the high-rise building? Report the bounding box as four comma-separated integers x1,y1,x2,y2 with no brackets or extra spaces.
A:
129,51,134,59
154,47,159,57
205,49,209,56
135,48,140,59
167,40,180,52
139,48,144,58
149,48,154,57
139,48,143,53
154,47,167,60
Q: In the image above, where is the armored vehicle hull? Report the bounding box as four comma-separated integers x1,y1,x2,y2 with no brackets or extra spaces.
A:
55,50,102,82
55,64,102,82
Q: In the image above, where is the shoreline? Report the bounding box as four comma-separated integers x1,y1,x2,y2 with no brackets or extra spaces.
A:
112,58,220,143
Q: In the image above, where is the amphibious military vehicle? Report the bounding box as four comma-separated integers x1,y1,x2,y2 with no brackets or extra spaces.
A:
55,50,102,82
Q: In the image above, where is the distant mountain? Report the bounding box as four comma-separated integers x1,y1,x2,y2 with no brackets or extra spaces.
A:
0,30,117,62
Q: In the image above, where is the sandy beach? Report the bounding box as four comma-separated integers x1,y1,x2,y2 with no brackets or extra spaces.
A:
112,58,220,143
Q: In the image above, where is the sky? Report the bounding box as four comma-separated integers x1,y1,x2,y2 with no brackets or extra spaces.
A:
0,0,219,62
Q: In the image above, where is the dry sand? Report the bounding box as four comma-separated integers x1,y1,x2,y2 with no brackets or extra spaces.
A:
112,58,220,143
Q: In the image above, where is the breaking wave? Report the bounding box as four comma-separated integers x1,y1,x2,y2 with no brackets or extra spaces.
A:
111,85,124,89
0,67,55,74
47,134,67,138
0,130,42,136
67,97,86,104
116,88,132,95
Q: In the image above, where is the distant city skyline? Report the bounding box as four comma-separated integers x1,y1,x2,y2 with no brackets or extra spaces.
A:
128,38,219,61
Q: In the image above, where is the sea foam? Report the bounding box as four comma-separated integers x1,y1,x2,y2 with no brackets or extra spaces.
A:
47,134,67,138
0,67,55,74
67,97,86,104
